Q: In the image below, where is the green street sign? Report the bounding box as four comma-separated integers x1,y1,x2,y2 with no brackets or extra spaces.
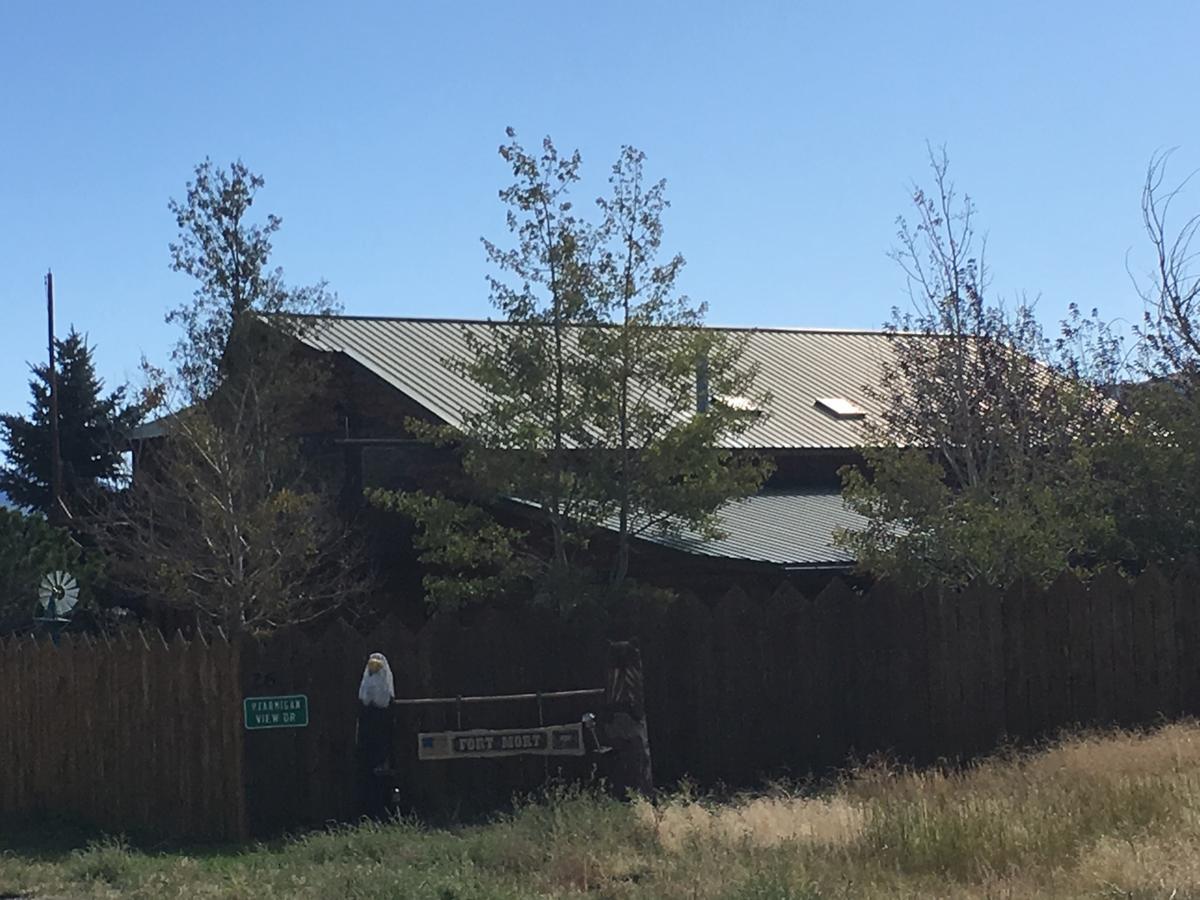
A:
244,694,309,730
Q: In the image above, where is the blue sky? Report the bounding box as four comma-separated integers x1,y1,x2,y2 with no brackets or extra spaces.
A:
2,0,1198,417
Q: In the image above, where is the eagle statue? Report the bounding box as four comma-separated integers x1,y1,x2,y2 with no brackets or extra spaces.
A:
356,652,396,818
358,652,395,708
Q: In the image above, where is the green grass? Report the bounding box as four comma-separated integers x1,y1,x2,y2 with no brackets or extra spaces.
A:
6,724,1200,898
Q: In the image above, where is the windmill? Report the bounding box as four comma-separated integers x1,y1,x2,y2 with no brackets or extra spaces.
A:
35,570,79,623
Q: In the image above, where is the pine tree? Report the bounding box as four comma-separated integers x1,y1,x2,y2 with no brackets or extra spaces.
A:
0,329,143,515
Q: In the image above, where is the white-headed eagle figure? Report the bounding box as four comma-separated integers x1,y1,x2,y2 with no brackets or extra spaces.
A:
358,652,395,708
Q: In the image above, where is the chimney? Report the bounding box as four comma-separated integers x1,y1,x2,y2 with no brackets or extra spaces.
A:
695,355,710,413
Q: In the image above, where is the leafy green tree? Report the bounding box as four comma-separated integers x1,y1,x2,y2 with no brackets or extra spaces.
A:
0,329,143,516
584,146,770,593
375,132,604,614
369,489,537,610
837,149,1116,589
462,130,600,585
1094,382,1200,567
377,132,770,617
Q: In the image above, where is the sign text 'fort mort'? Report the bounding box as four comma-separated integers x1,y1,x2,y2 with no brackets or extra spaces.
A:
417,723,585,760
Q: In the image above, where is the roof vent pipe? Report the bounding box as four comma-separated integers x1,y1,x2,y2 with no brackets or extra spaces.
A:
696,355,710,413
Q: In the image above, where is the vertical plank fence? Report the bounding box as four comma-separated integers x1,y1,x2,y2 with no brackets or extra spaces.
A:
6,564,1200,840
0,629,246,842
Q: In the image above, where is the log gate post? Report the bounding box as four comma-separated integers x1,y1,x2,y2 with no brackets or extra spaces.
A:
602,639,654,796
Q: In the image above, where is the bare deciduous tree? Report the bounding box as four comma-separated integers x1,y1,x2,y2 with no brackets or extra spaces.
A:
89,159,368,633
878,147,1100,487
838,148,1115,589
167,159,339,402
1135,150,1200,381
92,354,367,634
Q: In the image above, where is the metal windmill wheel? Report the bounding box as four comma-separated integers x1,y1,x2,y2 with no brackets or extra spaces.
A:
36,570,79,622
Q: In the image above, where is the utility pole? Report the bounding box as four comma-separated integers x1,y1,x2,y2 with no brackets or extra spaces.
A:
46,270,64,523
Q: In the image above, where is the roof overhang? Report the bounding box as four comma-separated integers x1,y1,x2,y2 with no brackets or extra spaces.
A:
609,487,867,568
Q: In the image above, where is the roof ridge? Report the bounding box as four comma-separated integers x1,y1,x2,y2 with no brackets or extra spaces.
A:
264,311,901,336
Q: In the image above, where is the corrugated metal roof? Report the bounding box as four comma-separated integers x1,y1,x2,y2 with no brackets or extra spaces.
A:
631,487,865,566
286,315,898,450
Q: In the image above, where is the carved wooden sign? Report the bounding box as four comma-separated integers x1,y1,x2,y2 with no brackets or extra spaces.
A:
417,723,585,760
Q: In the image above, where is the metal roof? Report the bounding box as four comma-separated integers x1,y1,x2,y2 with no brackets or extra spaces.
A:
632,487,865,567
127,412,180,441
285,314,898,450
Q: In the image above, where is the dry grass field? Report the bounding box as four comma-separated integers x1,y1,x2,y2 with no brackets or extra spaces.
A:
4,722,1200,898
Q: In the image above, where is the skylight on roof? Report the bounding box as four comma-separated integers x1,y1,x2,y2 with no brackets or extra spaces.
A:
815,397,866,419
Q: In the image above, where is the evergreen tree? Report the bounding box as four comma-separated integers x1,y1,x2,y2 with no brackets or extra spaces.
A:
0,329,143,515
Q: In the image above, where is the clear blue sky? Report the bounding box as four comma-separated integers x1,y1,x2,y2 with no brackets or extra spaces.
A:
2,0,1198,417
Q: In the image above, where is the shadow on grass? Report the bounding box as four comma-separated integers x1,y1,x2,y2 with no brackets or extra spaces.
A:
0,814,250,863
0,816,108,861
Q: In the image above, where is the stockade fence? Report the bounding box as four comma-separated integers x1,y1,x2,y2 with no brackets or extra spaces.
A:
2,565,1199,841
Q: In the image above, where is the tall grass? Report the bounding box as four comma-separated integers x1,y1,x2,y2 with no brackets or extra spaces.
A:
4,723,1200,898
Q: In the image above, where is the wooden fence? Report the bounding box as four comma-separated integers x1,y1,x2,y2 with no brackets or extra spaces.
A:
638,565,1200,785
0,630,246,841
3,565,1200,840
